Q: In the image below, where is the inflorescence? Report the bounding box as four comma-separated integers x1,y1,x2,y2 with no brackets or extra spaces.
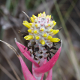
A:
23,12,61,62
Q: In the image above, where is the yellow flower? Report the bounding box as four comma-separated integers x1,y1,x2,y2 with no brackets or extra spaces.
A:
23,12,60,45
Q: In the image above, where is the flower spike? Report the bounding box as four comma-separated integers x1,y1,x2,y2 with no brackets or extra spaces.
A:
0,12,62,80
23,12,60,46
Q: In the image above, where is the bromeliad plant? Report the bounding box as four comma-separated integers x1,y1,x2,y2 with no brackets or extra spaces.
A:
0,12,61,80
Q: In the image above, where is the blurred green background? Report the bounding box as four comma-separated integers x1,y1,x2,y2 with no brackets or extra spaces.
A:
0,0,80,80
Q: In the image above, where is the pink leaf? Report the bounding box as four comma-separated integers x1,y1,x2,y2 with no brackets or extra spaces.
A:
15,41,39,67
32,60,47,80
46,69,52,80
34,47,61,73
18,56,36,80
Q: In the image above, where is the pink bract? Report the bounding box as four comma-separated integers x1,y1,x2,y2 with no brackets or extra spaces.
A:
16,41,61,80
46,69,52,80
34,47,61,73
18,56,36,80
32,60,47,80
16,41,39,67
